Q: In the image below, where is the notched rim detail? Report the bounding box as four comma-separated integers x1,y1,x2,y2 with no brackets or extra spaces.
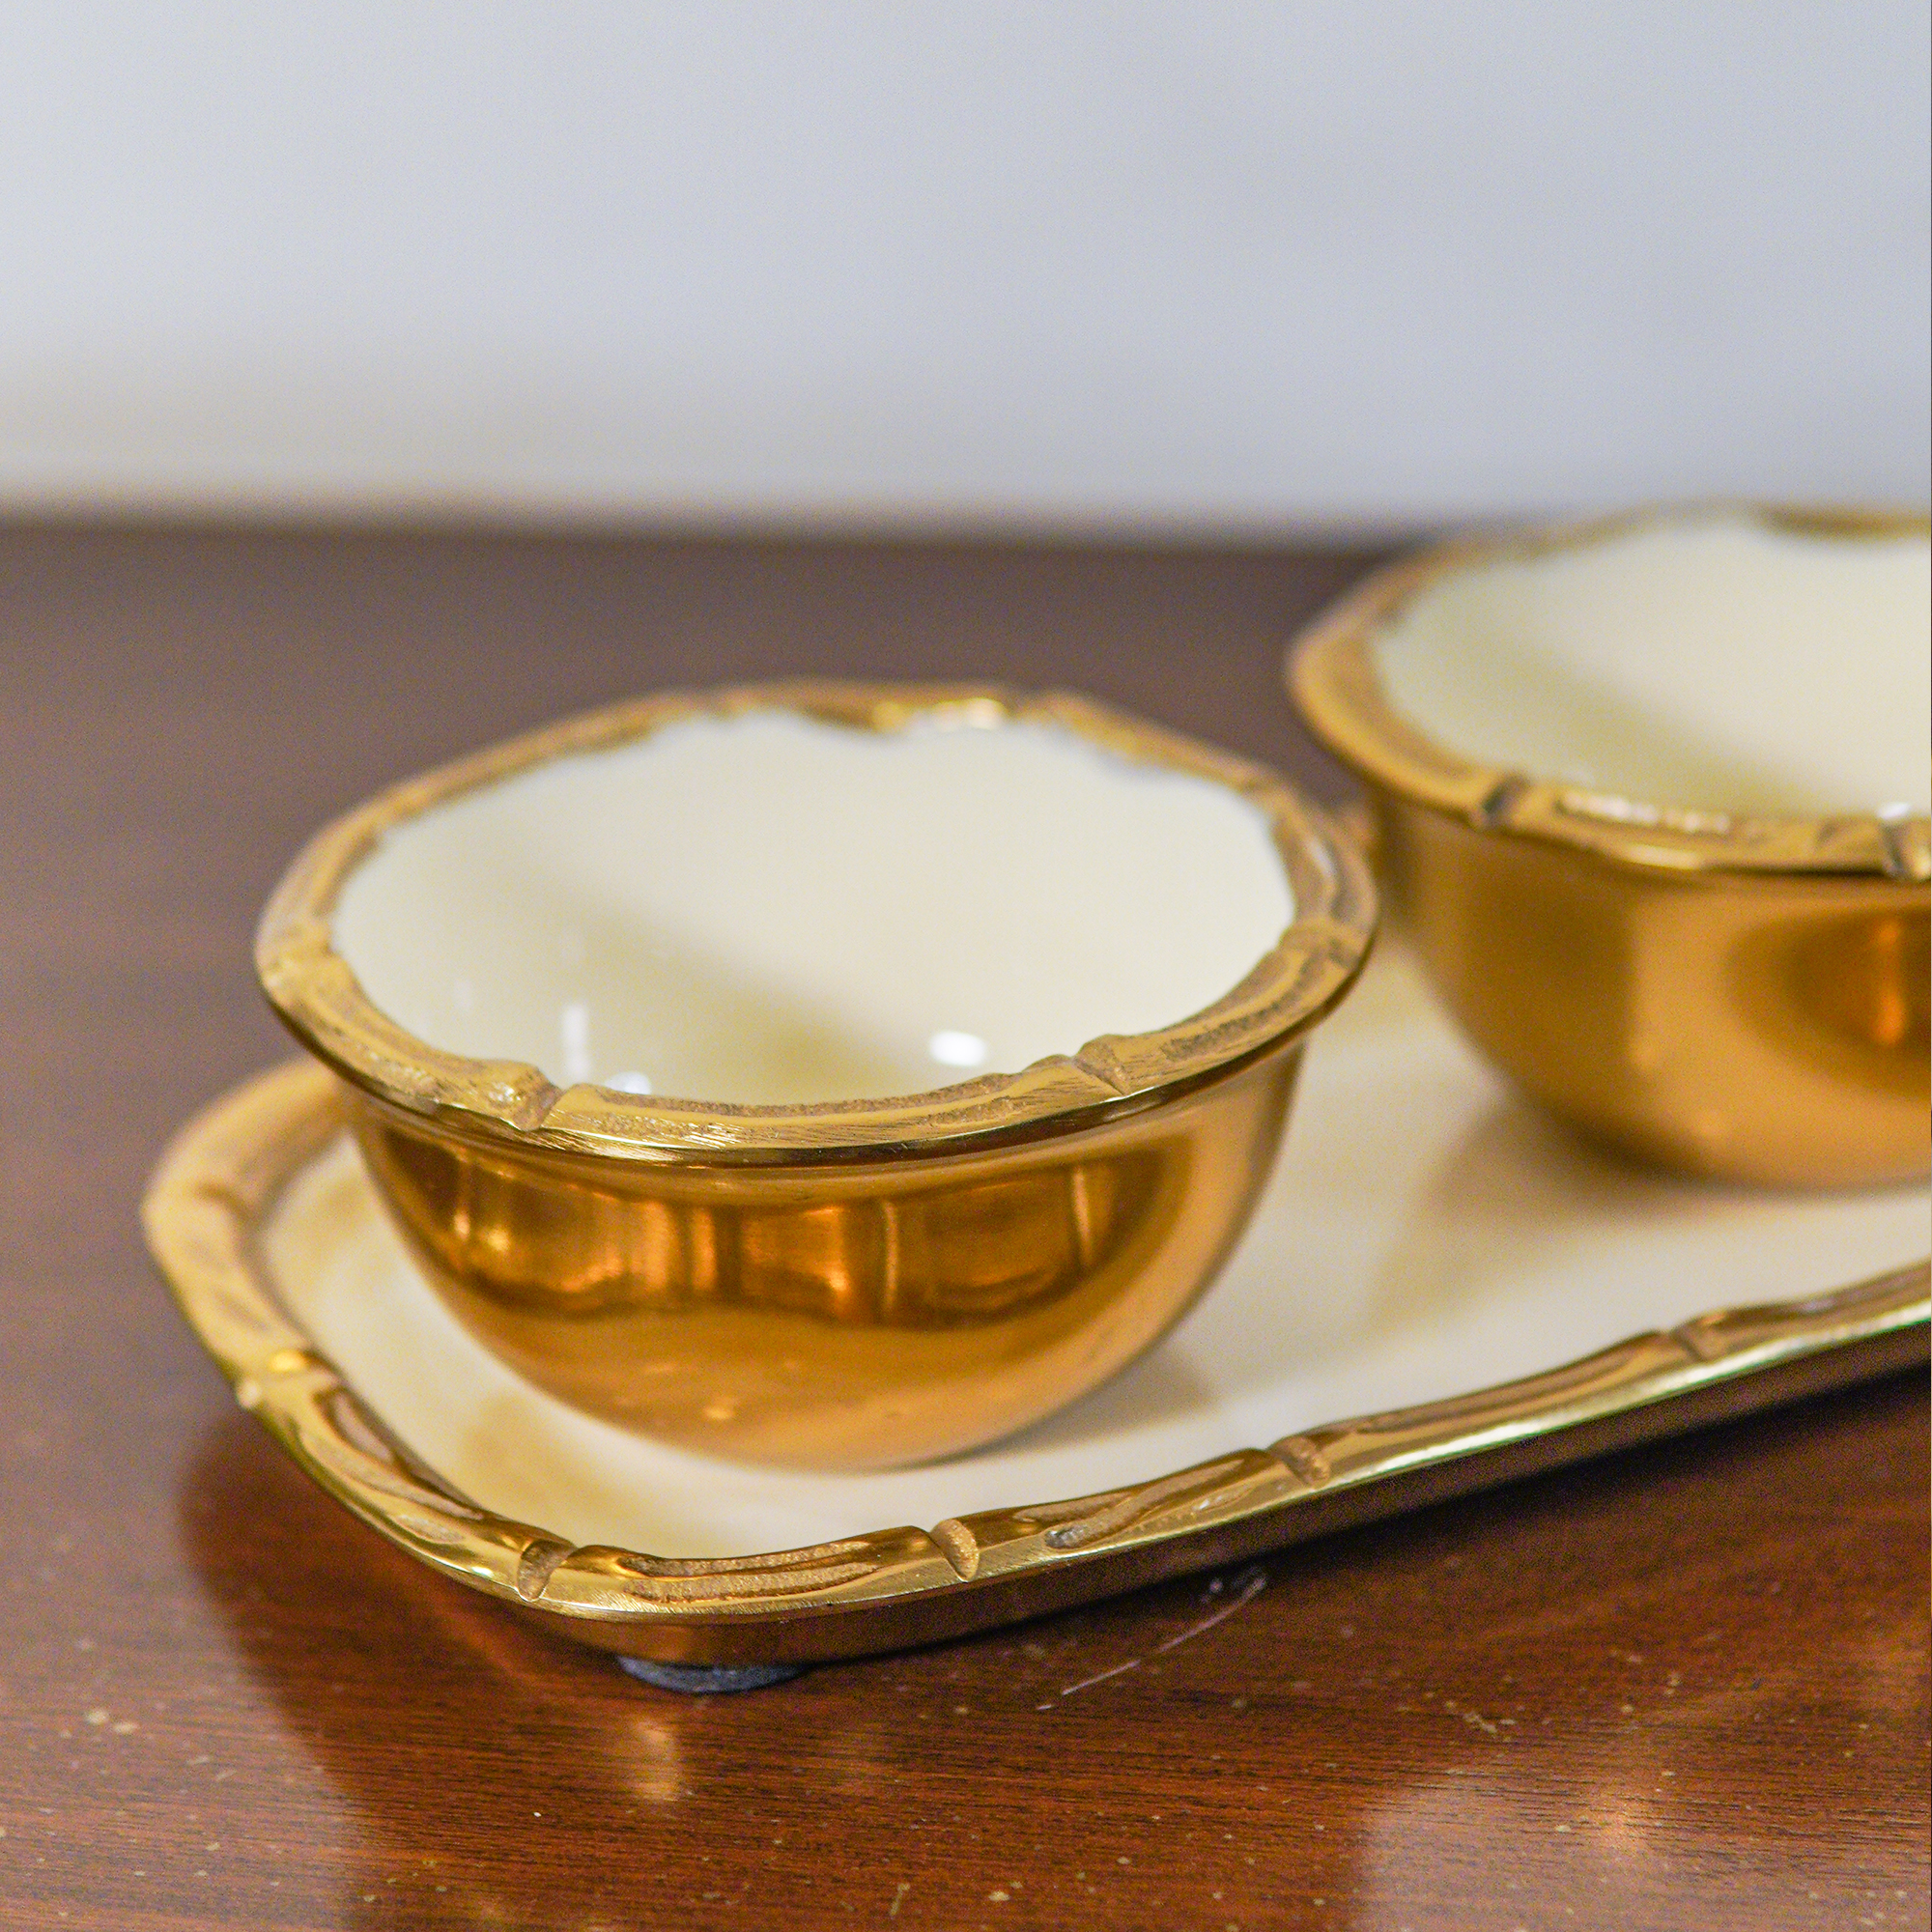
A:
256,681,1378,1164
1289,504,1932,881
145,1058,1930,1665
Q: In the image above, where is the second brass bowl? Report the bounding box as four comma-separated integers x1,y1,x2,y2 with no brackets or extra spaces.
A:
256,682,1377,1469
1290,506,1929,1188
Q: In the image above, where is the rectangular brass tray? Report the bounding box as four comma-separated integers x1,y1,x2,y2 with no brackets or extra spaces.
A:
146,951,1929,1665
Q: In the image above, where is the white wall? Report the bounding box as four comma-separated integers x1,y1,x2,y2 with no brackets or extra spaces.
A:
1,3,1925,533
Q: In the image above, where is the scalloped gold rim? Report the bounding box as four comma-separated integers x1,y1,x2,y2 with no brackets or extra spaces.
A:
256,680,1378,1165
1289,504,1932,882
145,1058,1929,1666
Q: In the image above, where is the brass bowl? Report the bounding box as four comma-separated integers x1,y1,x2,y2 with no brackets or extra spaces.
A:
257,681,1376,1469
1290,506,1929,1188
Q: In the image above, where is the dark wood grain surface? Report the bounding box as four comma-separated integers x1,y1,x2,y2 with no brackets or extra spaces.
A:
1,523,1924,1932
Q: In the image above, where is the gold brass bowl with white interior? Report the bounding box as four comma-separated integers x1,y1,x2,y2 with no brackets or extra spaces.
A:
256,682,1377,1470
1290,506,1929,1187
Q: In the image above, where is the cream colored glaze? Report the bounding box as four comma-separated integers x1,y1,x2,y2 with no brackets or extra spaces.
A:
331,711,1295,1105
263,943,1929,1556
1373,515,1931,816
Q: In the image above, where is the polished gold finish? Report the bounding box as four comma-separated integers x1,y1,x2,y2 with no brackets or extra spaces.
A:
1290,507,1931,1186
350,1052,1294,1467
255,681,1378,1466
142,1057,1931,1667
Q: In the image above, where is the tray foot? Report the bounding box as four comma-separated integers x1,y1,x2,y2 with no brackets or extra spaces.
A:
617,1658,805,1694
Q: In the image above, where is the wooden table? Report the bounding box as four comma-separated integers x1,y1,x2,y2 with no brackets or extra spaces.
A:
2,523,1924,1931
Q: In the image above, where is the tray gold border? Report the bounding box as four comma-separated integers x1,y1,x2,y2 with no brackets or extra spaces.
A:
146,1059,1930,1666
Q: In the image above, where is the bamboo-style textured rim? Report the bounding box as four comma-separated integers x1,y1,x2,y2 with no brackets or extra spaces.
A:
144,1058,1930,1666
256,681,1378,1166
1289,504,1931,883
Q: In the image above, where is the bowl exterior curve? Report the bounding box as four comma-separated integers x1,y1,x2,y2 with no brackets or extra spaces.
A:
350,1044,1302,1469
1372,792,1927,1185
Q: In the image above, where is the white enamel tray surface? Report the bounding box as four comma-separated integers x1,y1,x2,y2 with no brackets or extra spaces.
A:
262,945,1929,1561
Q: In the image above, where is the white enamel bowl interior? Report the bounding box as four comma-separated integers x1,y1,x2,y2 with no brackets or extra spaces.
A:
1373,514,1931,818
330,711,1296,1107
